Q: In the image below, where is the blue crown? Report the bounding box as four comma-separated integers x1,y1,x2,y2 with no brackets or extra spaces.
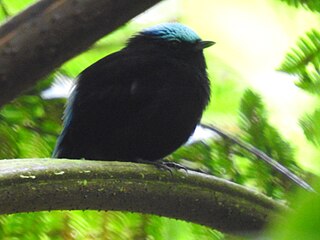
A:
142,23,201,43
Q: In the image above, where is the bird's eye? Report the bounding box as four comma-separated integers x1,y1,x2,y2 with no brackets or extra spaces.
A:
170,40,180,46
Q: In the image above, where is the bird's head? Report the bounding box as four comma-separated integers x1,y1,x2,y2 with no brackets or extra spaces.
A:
127,23,215,57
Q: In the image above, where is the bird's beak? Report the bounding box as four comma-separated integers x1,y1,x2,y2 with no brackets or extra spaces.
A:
196,40,215,50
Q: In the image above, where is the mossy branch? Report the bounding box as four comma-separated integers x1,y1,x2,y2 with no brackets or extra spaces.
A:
0,159,287,235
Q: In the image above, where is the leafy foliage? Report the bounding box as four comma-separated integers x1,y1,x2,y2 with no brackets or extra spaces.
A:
300,109,320,146
269,182,320,239
265,0,320,238
239,90,301,195
0,90,63,159
279,29,320,148
278,29,320,94
0,211,222,240
279,0,320,13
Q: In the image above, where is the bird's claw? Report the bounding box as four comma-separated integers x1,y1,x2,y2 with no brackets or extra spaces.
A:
135,158,188,174
154,160,188,173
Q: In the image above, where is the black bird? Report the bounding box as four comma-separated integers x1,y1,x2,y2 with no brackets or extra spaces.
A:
52,23,214,162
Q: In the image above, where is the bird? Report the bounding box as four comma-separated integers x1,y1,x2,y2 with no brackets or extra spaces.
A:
52,23,214,163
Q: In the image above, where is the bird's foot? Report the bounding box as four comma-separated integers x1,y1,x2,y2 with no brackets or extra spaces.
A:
156,159,188,172
135,158,188,174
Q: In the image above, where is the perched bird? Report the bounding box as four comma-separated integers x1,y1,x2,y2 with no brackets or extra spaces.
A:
52,23,214,162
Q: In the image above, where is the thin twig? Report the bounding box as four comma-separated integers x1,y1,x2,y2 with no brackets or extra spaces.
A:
200,123,315,192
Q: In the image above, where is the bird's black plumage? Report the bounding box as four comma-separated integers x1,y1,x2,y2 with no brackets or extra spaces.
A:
53,23,214,161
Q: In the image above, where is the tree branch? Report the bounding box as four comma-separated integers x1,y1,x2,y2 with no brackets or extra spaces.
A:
0,159,287,235
0,0,162,107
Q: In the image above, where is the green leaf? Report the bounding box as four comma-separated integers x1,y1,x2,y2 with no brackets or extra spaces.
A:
279,0,320,13
239,89,268,148
295,70,320,94
300,109,320,146
1,0,36,15
269,181,320,239
278,29,320,74
278,29,320,95
239,89,301,196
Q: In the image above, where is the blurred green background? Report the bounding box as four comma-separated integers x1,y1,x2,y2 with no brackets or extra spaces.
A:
0,0,319,239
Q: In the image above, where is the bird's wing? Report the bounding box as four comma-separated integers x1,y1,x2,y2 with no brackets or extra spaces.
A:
74,50,167,124
53,50,175,155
